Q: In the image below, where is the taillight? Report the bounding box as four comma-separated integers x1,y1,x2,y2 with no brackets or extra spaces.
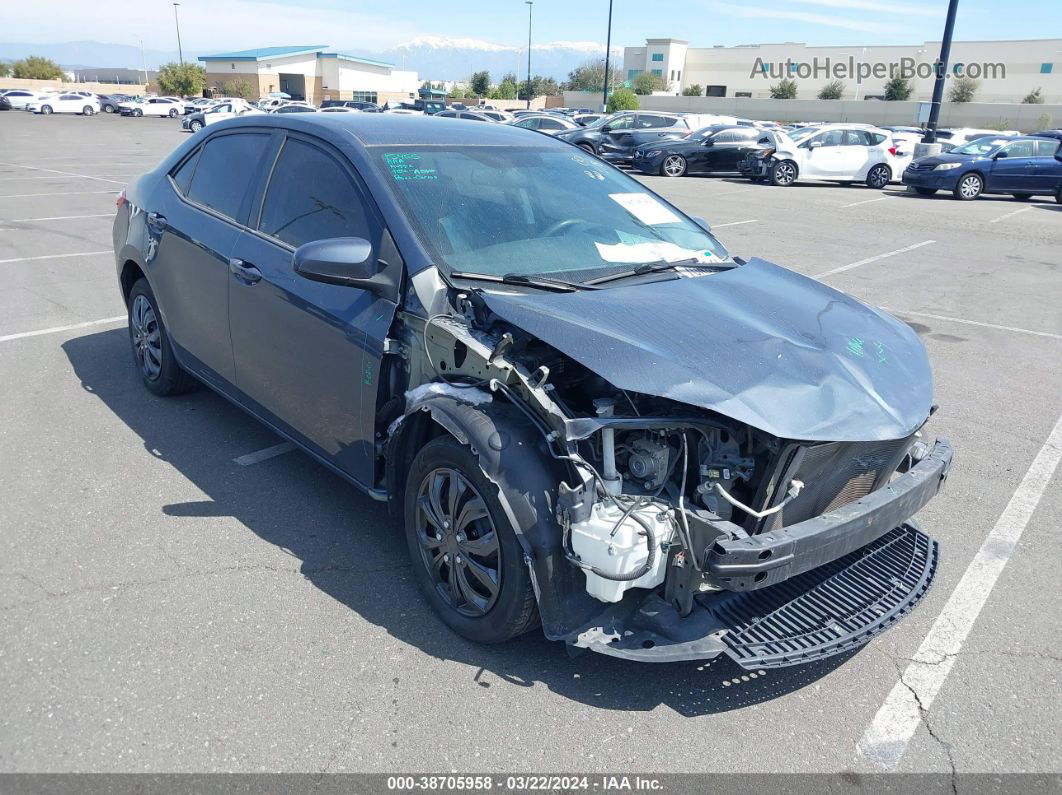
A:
888,146,897,156
115,189,127,209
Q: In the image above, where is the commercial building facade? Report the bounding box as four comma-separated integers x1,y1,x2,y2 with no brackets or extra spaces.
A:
198,45,420,105
623,38,1062,103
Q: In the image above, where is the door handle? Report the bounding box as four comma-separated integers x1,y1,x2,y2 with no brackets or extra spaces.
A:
228,257,262,284
146,211,167,229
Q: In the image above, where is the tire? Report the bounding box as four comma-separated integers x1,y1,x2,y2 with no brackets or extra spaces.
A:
189,119,203,133
769,159,798,186
953,172,983,201
914,187,937,196
1011,193,1032,201
578,143,596,155
404,435,538,644
41,105,53,115
127,279,198,396
103,104,115,113
82,106,95,116
866,163,891,189
660,154,687,177
134,108,143,117
168,108,178,118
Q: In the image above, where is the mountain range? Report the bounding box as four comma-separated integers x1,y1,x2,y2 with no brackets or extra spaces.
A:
0,36,623,82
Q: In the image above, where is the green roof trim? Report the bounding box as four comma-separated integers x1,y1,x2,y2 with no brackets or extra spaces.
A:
199,45,329,62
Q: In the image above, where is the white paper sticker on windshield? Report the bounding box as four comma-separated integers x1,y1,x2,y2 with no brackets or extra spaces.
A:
608,192,681,225
594,241,723,264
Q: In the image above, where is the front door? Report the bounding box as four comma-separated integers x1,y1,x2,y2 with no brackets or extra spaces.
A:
227,133,398,486
801,129,847,177
151,130,272,386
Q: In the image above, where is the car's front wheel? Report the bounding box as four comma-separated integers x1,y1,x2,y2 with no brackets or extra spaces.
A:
770,159,798,186
168,108,178,118
82,106,95,116
103,104,115,113
189,119,203,133
404,436,538,644
133,108,143,117
661,154,687,177
954,172,983,200
127,279,198,396
866,163,891,189
40,105,53,115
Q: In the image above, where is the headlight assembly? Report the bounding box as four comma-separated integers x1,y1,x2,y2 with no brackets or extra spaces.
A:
933,162,963,171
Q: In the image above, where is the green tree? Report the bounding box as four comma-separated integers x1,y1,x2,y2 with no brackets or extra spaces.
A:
221,79,253,98
632,71,667,95
817,80,845,100
681,84,703,97
12,55,64,80
1035,113,1051,131
470,71,491,97
519,74,558,100
562,58,623,92
490,77,518,100
883,75,914,101
606,87,638,113
0,62,11,78
156,62,206,97
448,85,466,99
769,78,798,99
947,76,978,103
1022,87,1044,104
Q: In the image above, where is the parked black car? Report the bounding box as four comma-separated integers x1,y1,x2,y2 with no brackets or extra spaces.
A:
632,125,769,177
113,114,950,667
554,112,695,164
96,94,126,113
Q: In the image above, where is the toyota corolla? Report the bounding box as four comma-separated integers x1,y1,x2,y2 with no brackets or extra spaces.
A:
113,114,951,667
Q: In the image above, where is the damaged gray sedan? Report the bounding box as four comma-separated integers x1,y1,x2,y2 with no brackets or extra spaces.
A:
114,114,952,668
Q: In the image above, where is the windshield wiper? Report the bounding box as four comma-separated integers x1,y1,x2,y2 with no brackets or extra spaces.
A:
448,271,594,292
585,258,733,286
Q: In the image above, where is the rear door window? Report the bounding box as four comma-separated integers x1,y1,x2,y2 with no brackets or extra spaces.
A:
185,133,270,221
171,147,203,195
258,137,374,248
1034,139,1060,156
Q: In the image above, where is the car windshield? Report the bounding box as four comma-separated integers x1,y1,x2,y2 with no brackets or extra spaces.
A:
376,146,729,281
788,127,820,142
950,138,1011,155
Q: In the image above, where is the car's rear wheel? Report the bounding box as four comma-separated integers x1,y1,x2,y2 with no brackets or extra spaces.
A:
866,163,891,189
189,119,203,133
1011,193,1032,200
770,159,797,186
914,187,937,196
82,106,95,116
133,108,143,117
168,108,178,118
661,154,687,177
404,436,538,644
127,279,198,396
954,173,983,200
40,105,53,115
103,104,115,113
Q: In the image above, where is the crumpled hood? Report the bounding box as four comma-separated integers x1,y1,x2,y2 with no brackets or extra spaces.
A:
482,258,932,442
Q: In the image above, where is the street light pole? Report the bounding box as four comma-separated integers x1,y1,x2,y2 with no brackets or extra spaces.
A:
173,2,184,65
923,0,960,144
601,0,614,112
137,37,148,86
525,1,533,110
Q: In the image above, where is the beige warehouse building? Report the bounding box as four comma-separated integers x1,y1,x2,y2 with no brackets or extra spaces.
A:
623,38,1062,103
198,45,420,105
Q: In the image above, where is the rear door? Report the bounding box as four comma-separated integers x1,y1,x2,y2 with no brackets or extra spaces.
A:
841,130,879,177
150,130,273,387
986,139,1039,191
1031,138,1062,191
705,127,760,172
227,133,399,486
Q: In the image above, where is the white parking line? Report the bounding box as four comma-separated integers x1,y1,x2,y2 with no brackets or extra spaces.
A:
233,442,297,466
712,219,758,228
858,412,1062,769
988,206,1033,224
1,213,113,223
814,240,935,279
0,250,111,265
887,308,1062,342
0,315,125,343
841,196,890,209
0,161,127,186
0,190,119,199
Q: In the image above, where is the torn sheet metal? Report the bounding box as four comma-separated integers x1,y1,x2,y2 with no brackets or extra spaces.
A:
482,258,932,442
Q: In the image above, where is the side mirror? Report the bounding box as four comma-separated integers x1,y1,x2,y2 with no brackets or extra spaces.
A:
993,150,1008,159
807,140,823,149
293,238,378,288
702,138,714,147
690,215,711,232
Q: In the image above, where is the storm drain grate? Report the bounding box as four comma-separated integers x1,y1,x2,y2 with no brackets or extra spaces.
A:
706,524,938,670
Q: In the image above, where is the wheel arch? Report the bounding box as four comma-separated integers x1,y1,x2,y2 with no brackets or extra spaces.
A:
119,258,147,307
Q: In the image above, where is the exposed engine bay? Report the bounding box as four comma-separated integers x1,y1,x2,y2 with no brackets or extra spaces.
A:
382,261,952,667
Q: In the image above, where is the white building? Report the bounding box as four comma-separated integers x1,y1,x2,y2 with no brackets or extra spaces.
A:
623,38,1062,103
199,45,420,105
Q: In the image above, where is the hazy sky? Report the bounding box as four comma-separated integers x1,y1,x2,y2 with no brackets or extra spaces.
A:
6,0,1062,52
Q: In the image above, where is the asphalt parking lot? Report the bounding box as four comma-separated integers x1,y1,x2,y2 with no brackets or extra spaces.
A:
1,110,1060,777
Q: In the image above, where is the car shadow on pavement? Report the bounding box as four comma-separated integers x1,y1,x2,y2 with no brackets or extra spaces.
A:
64,327,855,719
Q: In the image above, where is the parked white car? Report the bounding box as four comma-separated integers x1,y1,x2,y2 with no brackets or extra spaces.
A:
119,97,185,117
182,98,263,132
2,89,50,109
936,127,1019,151
319,106,360,113
741,124,899,188
25,93,100,115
